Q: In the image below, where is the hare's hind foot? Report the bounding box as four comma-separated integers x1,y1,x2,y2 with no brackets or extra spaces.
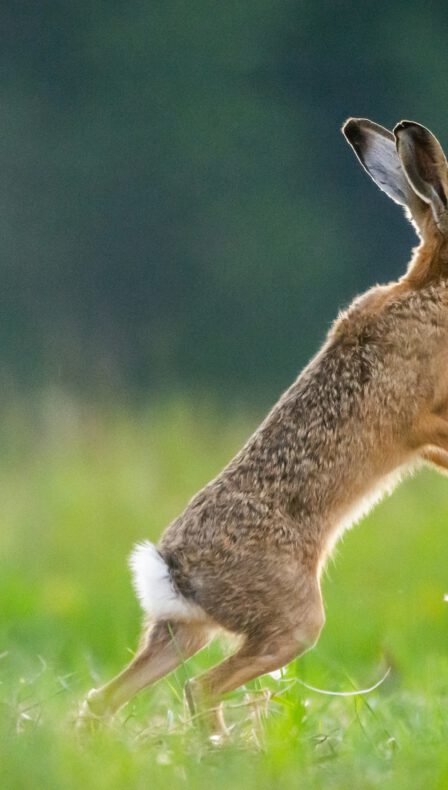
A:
184,677,231,740
76,688,111,734
76,619,211,732
184,617,323,739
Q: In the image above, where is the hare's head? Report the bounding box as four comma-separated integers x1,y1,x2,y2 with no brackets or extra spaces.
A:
343,118,448,281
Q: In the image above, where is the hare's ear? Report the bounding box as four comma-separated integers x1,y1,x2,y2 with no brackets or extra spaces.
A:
342,118,420,208
394,121,448,228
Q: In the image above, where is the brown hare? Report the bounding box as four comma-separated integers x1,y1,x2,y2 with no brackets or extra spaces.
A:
78,118,448,735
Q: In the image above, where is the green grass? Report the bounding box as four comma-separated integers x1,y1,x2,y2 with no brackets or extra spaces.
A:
1,395,448,789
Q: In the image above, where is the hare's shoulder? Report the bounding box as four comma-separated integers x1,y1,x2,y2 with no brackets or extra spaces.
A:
332,280,448,347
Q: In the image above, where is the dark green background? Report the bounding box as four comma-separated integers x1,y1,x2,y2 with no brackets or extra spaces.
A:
2,2,446,399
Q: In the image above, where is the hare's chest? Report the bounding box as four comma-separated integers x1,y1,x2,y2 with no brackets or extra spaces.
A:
324,460,419,561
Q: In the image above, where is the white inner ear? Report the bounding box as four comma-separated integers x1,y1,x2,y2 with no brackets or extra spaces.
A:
361,132,413,206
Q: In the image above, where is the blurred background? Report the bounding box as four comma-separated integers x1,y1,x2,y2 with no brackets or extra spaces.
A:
2,6,448,784
2,1,447,402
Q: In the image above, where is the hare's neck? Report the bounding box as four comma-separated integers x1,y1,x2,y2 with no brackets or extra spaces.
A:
404,235,448,288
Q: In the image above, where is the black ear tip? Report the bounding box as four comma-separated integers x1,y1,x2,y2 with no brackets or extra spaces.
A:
394,120,413,136
342,118,362,145
394,120,426,140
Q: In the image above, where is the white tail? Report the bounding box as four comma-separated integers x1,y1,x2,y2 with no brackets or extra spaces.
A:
129,541,205,621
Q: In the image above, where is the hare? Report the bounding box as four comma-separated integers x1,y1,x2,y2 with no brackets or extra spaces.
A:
78,118,448,736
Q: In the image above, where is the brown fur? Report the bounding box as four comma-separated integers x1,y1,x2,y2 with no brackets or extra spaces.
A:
78,118,448,736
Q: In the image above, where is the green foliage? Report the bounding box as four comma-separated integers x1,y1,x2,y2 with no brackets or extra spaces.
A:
1,400,448,788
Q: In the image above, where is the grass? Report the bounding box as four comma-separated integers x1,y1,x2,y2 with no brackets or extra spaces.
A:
1,394,448,789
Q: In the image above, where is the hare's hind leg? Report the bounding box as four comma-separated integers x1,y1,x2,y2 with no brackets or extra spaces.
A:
187,613,324,736
78,619,210,727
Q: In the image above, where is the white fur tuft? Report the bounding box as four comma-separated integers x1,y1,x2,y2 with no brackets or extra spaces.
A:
129,541,205,621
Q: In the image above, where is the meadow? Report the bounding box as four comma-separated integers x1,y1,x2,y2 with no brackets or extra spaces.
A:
1,395,448,789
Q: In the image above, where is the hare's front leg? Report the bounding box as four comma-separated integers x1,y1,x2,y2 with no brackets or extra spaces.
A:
421,446,448,475
416,413,448,456
414,414,448,475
